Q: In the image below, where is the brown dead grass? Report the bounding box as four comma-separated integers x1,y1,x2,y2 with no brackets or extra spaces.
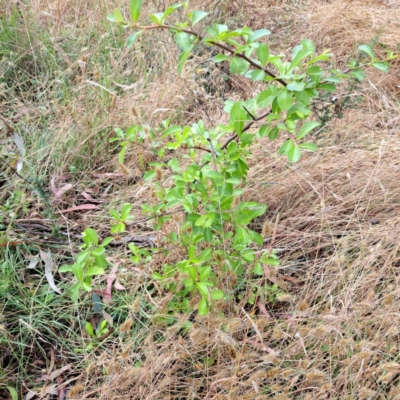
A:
2,0,400,398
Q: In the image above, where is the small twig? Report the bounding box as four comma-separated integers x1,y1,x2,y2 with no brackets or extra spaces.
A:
94,327,115,342
206,138,218,170
133,209,185,225
0,115,14,137
240,307,265,347
220,108,272,152
187,146,211,153
135,24,287,87
242,105,255,120
0,154,33,187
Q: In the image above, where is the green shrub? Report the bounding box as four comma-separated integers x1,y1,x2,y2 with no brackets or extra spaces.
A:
61,0,394,316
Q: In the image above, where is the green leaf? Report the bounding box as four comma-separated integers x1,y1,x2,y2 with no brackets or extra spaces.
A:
194,183,208,195
213,54,230,62
59,264,73,273
258,125,269,138
350,69,365,81
234,203,266,225
296,121,320,140
253,263,263,275
130,0,142,22
76,250,91,266
101,237,114,247
266,256,280,266
307,51,332,65
289,46,313,70
150,12,163,24
301,39,315,58
287,144,301,163
109,209,120,220
287,81,305,91
120,203,133,220
127,31,143,47
70,282,81,302
318,83,336,92
195,213,215,228
85,322,95,337
358,44,374,59
6,387,18,400
178,44,195,74
174,32,193,52
118,144,127,165
249,29,270,42
294,90,311,106
256,43,269,66
279,139,293,156
207,170,223,180
116,8,125,23
199,265,212,280
83,228,98,246
210,290,224,300
230,101,248,135
111,222,125,234
225,177,241,184
161,3,181,22
94,254,107,269
277,89,293,111
82,281,92,291
196,282,209,297
191,10,208,26
86,265,105,276
268,127,279,140
257,86,277,108
269,56,284,74
198,297,208,315
372,62,389,73
299,142,317,151
107,9,125,23
214,24,228,37
230,57,249,75
306,65,323,76
233,225,251,246
163,125,182,137
92,246,105,257
203,227,212,242
249,70,265,81
241,248,255,262
143,170,156,181
198,248,212,262
324,77,341,83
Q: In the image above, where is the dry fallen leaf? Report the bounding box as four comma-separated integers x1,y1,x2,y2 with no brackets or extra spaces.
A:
54,183,73,199
102,310,114,327
25,384,58,400
58,204,98,213
40,364,71,381
39,250,61,294
114,279,125,290
81,191,103,203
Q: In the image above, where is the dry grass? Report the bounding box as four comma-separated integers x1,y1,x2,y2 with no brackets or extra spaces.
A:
1,0,400,398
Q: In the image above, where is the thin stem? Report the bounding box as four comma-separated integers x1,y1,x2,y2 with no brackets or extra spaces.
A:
220,108,272,151
135,24,287,87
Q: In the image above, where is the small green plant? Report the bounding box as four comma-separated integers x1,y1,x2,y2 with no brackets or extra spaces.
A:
85,320,109,350
59,228,112,302
109,202,135,234
60,1,394,315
